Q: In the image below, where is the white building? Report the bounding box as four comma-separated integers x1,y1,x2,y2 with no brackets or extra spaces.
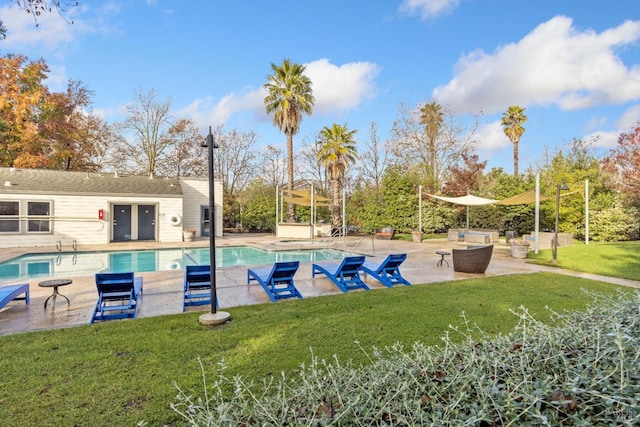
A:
0,168,222,249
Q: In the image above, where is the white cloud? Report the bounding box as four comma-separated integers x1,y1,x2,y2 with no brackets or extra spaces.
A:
44,64,68,92
476,120,511,151
0,3,76,50
399,0,460,20
0,3,121,53
615,104,640,129
93,103,128,121
176,89,266,129
583,130,619,148
584,116,608,133
433,16,640,115
178,59,381,128
305,58,380,115
581,104,640,148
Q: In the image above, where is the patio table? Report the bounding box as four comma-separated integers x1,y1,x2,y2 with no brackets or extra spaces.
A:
38,279,72,309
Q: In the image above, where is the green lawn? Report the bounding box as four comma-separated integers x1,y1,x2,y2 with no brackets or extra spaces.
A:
527,240,640,280
0,272,633,426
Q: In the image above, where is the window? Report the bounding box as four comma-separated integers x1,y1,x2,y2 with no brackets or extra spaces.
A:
27,201,51,233
0,201,19,232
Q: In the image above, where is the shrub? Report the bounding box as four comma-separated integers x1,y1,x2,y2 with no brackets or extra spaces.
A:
167,291,640,426
589,202,640,242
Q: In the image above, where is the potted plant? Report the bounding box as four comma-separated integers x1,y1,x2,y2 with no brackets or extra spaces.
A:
375,226,395,240
183,228,196,242
509,237,530,258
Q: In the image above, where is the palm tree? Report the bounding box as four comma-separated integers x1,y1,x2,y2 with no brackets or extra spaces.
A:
263,59,314,221
501,105,527,175
317,123,358,228
419,101,444,192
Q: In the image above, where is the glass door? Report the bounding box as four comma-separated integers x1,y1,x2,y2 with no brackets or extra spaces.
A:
201,206,210,237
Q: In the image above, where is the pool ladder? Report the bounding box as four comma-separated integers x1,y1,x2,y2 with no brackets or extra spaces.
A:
56,240,78,252
322,231,376,255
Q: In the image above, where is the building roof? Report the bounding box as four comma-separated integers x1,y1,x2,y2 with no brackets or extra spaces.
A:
0,168,184,197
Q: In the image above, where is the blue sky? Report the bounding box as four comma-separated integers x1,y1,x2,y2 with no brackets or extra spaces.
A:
1,0,639,172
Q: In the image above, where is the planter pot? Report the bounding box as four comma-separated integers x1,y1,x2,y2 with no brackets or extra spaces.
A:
510,244,529,259
412,231,423,243
375,227,395,240
183,230,195,242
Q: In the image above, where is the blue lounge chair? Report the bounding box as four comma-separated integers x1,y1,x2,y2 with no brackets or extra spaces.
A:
247,261,302,302
360,254,411,287
90,272,143,324
312,255,369,293
0,284,30,311
183,265,219,311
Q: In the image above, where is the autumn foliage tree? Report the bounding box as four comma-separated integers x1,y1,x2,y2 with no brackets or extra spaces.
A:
155,118,206,178
603,124,640,208
0,54,49,167
0,54,109,170
39,79,99,170
441,153,487,197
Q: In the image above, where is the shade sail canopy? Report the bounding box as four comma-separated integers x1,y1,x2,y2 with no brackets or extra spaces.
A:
428,190,553,206
282,195,332,207
285,189,315,197
282,189,332,207
426,193,498,206
494,189,551,205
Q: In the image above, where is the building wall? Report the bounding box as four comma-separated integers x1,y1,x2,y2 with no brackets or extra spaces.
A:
150,196,184,243
0,194,184,248
0,194,105,249
0,172,225,249
180,178,223,237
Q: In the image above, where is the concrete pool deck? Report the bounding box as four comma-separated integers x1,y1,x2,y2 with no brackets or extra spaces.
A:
1,233,638,336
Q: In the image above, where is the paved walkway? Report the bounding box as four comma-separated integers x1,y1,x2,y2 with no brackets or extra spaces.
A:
0,234,637,336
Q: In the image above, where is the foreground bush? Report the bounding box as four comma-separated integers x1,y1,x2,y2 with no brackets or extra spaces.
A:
168,291,640,426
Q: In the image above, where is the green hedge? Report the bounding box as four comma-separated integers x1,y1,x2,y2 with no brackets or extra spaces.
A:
167,291,640,426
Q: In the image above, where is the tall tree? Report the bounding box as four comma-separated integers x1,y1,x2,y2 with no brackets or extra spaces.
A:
602,125,640,208
263,58,314,221
441,153,487,197
356,121,386,190
389,102,477,192
419,101,444,192
155,118,205,178
211,126,260,228
258,145,287,189
0,54,102,170
120,88,173,176
299,135,327,193
40,79,94,170
80,114,120,172
317,123,357,228
379,165,420,233
0,54,49,167
212,126,259,199
501,105,527,176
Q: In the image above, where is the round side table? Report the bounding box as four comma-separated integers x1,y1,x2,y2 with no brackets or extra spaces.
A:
38,279,72,309
436,250,450,268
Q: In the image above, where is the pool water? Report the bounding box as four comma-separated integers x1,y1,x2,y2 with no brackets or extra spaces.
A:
0,246,346,283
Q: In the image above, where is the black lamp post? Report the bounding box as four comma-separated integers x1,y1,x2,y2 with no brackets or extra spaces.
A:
199,126,230,325
553,184,569,262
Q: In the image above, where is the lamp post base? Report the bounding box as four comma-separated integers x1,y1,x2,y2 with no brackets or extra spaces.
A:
198,311,231,326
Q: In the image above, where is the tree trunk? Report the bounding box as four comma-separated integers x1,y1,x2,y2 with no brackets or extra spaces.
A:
286,131,296,221
332,178,341,228
429,140,437,193
513,141,519,176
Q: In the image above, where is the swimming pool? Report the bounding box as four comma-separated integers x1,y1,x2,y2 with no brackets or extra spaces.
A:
0,246,346,283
